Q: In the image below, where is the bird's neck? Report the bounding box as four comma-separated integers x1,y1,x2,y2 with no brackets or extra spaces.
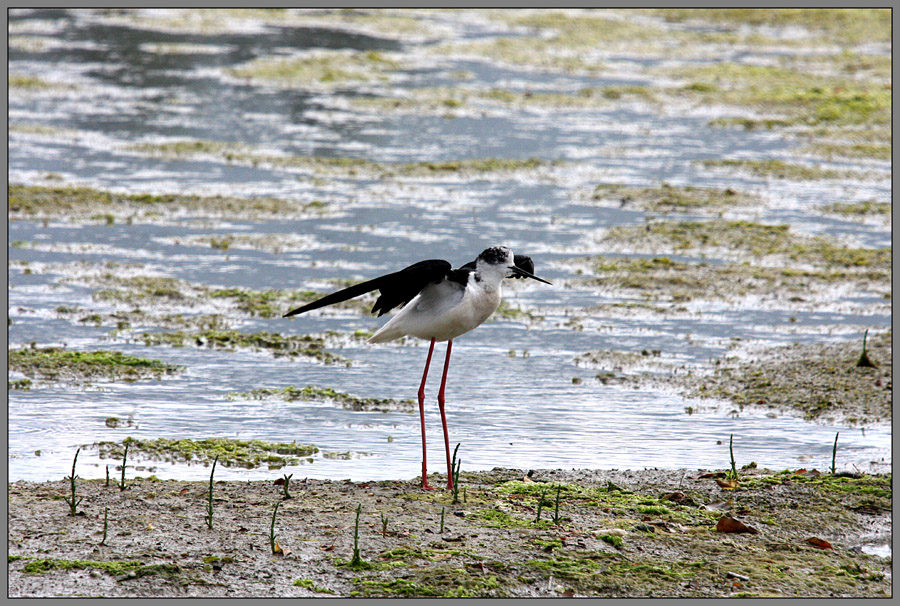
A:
472,270,504,294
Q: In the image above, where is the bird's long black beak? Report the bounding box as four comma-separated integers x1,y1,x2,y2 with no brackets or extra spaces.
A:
509,265,552,284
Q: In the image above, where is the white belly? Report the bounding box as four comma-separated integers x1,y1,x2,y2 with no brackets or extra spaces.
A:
369,282,501,343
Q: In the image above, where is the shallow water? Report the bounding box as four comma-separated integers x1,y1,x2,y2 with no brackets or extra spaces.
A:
8,9,892,483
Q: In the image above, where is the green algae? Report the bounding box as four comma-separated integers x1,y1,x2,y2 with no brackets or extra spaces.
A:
689,332,892,425
8,378,33,390
602,220,891,270
600,534,624,548
23,558,145,575
8,36,48,52
127,142,559,177
703,159,867,180
439,10,672,73
820,200,891,217
525,555,705,596
93,437,318,469
649,8,891,45
140,330,351,365
8,184,325,221
576,254,889,304
379,545,476,563
22,558,186,582
7,466,892,597
510,11,663,46
293,578,335,594
284,9,437,39
672,63,891,128
129,139,240,157
94,276,188,304
475,507,546,529
75,270,353,318
208,287,325,318
354,565,504,598
740,471,891,502
8,347,182,383
801,143,891,161
227,50,400,86
588,183,758,213
8,74,58,90
227,385,415,412
9,123,76,136
494,300,543,322
177,232,325,255
352,85,653,113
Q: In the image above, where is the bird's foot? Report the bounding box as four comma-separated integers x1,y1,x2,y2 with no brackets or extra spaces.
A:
421,481,436,491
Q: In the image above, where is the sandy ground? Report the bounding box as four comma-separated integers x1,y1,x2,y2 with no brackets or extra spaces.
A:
8,466,891,598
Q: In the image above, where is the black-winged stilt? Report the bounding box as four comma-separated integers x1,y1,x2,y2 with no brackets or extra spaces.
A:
283,246,551,490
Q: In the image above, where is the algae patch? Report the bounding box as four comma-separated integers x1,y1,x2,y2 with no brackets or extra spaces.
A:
140,330,351,366
8,347,182,383
293,578,336,594
227,49,401,87
126,142,560,178
601,220,891,269
649,8,891,46
669,62,890,128
702,159,869,181
820,200,891,218
92,437,318,469
586,183,758,213
22,558,184,582
572,254,889,305
8,184,326,222
682,331,892,424
227,385,415,412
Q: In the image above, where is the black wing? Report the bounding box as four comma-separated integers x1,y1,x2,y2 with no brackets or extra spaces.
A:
458,253,535,277
283,259,453,318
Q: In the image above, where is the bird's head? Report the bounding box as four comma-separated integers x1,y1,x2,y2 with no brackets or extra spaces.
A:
475,246,551,285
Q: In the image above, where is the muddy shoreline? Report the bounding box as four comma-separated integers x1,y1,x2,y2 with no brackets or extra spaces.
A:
8,467,891,598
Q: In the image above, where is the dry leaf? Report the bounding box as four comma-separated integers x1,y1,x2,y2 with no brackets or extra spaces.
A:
716,516,759,535
703,500,733,512
273,478,285,486
179,488,190,495
146,523,154,530
320,544,335,552
561,589,575,598
274,541,291,556
716,479,739,490
523,474,534,482
806,537,833,550
696,471,727,479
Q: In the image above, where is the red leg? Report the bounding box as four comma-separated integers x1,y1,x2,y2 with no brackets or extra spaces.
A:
418,338,436,490
437,339,453,491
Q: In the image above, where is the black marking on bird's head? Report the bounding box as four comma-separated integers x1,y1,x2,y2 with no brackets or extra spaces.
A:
477,246,513,266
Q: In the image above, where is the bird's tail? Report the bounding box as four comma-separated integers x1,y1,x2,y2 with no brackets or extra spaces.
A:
367,314,406,343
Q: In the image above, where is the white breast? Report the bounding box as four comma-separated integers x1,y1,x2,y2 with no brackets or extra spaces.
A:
368,276,501,343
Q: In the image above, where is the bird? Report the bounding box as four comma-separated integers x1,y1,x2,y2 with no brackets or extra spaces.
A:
283,246,551,490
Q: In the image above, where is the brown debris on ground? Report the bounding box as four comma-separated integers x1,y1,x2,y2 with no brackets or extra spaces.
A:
7,467,891,598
